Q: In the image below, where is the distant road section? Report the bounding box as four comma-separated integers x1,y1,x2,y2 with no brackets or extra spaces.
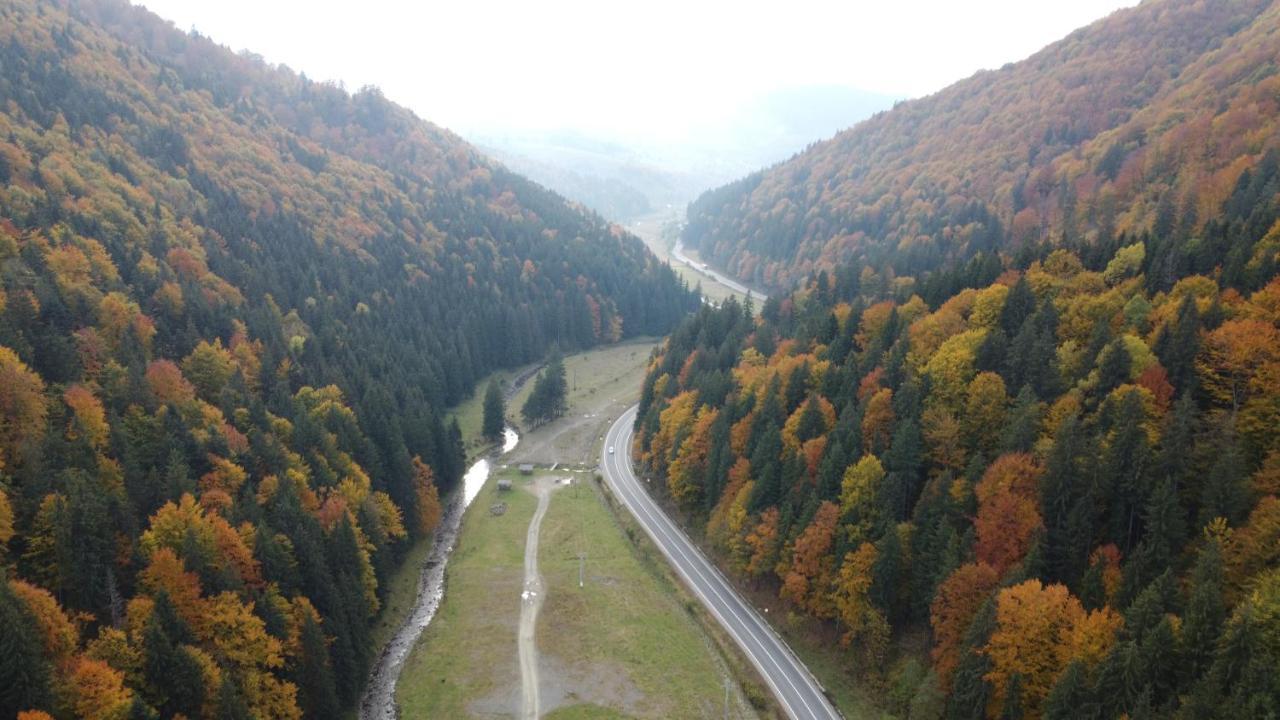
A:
671,240,768,301
601,407,840,720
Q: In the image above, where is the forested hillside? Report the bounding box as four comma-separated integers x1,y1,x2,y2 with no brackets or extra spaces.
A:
683,0,1280,292
0,0,697,716
637,139,1280,716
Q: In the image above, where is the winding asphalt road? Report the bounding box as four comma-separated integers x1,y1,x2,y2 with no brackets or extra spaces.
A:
601,407,841,720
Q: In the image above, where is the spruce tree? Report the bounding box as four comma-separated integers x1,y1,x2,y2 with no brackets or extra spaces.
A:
1040,415,1093,585
1099,391,1153,553
216,677,253,720
521,350,569,428
999,385,1041,453
1154,294,1200,394
1000,277,1036,336
1181,540,1225,682
946,599,997,720
295,614,342,718
1095,340,1132,398
1198,439,1249,528
1044,661,1089,720
870,526,905,626
0,574,52,713
1000,674,1025,720
795,394,826,444
482,379,505,439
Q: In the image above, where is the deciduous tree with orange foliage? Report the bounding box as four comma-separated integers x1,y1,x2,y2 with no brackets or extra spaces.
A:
781,502,840,618
931,562,1001,690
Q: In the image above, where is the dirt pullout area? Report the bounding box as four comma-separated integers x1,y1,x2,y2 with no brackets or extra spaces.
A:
507,341,655,467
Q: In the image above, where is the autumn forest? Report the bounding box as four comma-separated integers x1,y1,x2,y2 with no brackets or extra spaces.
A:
3,0,1280,718
0,0,695,717
638,0,1280,718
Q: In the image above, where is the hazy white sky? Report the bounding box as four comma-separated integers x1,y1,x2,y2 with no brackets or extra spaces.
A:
137,0,1137,140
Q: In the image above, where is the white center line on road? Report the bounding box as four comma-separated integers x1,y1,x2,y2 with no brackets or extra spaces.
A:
600,406,842,720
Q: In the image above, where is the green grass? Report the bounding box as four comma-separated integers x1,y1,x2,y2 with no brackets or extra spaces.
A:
727,577,892,719
394,468,756,718
508,340,656,427
537,476,753,718
394,474,538,717
778,623,886,719
543,704,635,720
447,365,534,459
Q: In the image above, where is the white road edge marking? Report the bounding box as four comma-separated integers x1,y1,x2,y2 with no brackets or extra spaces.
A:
601,406,842,720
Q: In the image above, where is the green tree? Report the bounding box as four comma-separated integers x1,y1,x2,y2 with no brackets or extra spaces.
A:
294,614,341,719
0,574,52,713
1043,661,1089,720
521,350,568,427
945,598,997,720
1181,540,1225,682
482,379,506,439
1095,340,1132,398
1198,438,1249,528
1039,415,1093,586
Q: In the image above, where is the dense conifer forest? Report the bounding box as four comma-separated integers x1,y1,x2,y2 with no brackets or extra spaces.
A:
0,0,697,716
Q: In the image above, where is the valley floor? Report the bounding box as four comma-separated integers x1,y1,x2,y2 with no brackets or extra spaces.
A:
395,343,761,718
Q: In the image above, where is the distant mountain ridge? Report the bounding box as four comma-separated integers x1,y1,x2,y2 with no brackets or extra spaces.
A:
470,85,899,222
684,0,1280,291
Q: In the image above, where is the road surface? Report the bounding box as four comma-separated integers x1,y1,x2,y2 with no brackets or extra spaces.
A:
672,240,767,300
519,479,555,720
601,407,840,720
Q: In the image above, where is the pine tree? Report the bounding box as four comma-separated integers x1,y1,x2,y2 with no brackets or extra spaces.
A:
482,379,505,439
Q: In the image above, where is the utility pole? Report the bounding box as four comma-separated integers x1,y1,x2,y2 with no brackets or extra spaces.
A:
723,678,729,720
578,551,585,588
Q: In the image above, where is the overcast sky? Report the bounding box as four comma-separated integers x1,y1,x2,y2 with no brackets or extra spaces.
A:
136,0,1137,141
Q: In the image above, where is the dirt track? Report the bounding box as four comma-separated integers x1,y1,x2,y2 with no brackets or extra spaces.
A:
519,477,561,719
